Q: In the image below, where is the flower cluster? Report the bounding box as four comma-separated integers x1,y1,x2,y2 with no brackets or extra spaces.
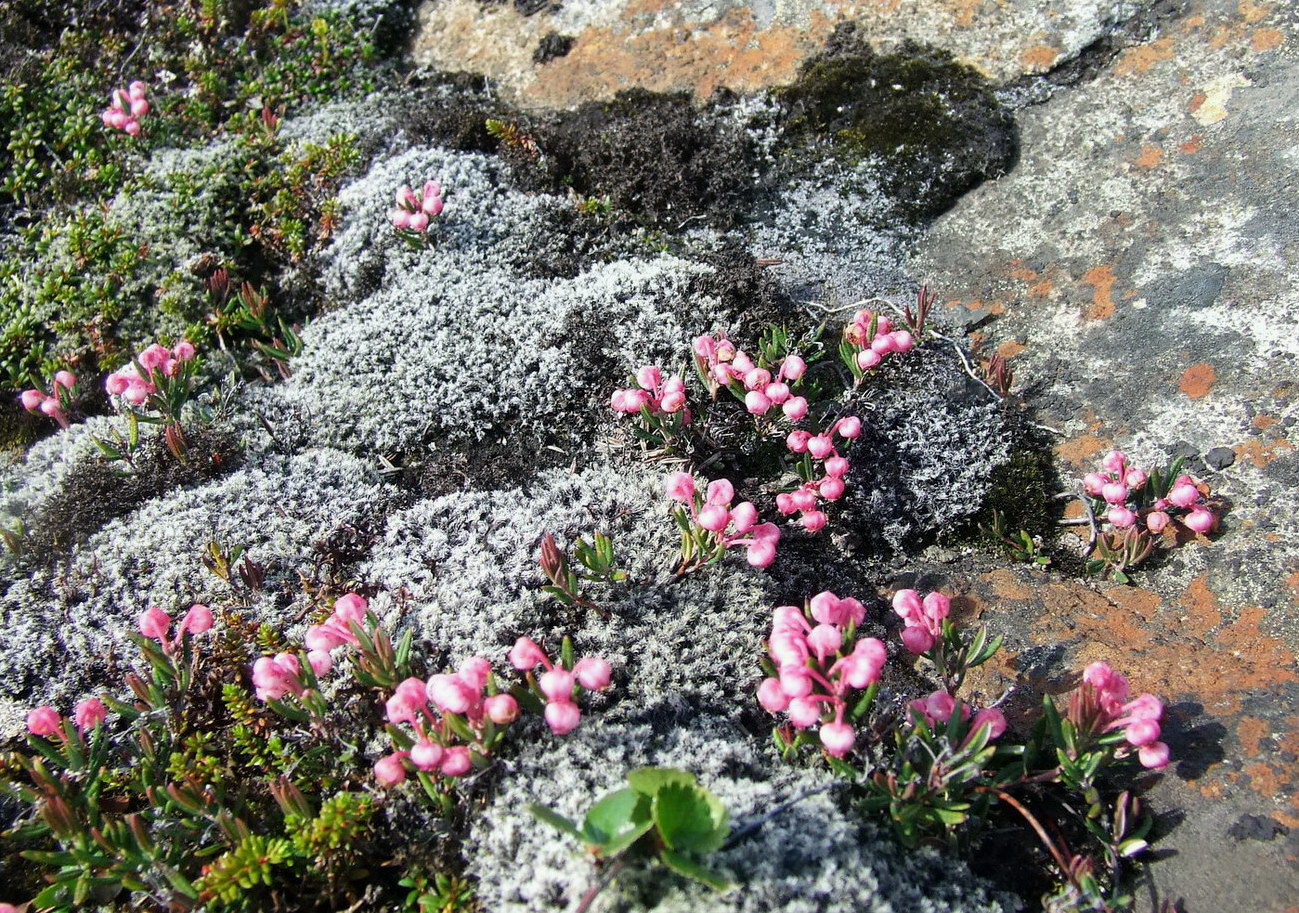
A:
1072,662,1170,770
891,589,950,655
778,416,860,532
100,81,149,135
610,365,688,416
509,636,612,735
139,603,214,651
907,689,1006,744
666,472,780,569
26,697,107,739
839,308,914,383
390,181,444,235
105,340,197,406
19,370,77,428
252,594,366,702
757,592,887,757
692,333,809,420
1083,450,1216,535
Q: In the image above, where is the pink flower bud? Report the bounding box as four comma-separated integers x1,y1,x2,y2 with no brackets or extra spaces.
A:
787,696,821,728
733,352,754,373
391,209,411,229
745,390,772,415
842,638,886,688
74,698,107,733
458,657,492,692
307,650,333,676
790,489,817,512
746,540,777,568
410,740,444,771
660,391,686,413
692,335,716,358
1138,741,1170,769
408,212,429,232
509,636,548,670
1107,506,1137,529
781,355,806,380
925,691,957,723
333,593,368,624
835,416,862,439
730,501,758,533
395,677,429,708
922,592,950,621
428,674,475,714
1145,510,1171,533
124,382,149,406
131,98,149,117
971,707,1006,740
385,692,421,725
1082,662,1114,689
1183,508,1215,534
1124,719,1161,747
779,666,813,699
539,668,575,702
819,722,855,757
53,370,76,391
856,349,882,370
1101,482,1130,505
743,368,772,391
819,477,845,501
485,693,520,724
809,591,841,625
27,706,62,737
1124,469,1147,488
706,478,734,505
807,435,833,460
665,472,696,503
890,330,914,352
180,603,213,635
787,430,811,453
782,396,808,421
544,700,581,735
715,338,736,361
807,623,842,662
105,373,129,396
870,333,896,354
173,341,196,362
636,365,662,390
19,390,45,411
758,677,790,712
38,399,60,417
374,753,407,787
824,457,849,479
801,510,828,532
124,119,141,136
764,382,790,404
875,315,893,334
892,589,923,619
697,504,731,533
1101,450,1127,473
574,657,612,690
901,626,935,655
1083,473,1108,496
129,81,147,99
775,492,796,515
440,746,473,775
139,606,170,640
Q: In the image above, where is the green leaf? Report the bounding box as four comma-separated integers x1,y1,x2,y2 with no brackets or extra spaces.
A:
581,789,653,857
627,766,697,796
527,804,582,840
661,849,733,891
652,783,729,854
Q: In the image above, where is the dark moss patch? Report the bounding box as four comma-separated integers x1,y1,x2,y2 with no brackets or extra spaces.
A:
775,25,1017,221
533,31,574,64
970,414,1062,539
23,426,242,554
519,89,755,228
393,432,573,500
402,72,512,153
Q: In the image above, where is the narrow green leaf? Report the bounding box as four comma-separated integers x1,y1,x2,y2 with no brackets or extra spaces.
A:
528,803,582,840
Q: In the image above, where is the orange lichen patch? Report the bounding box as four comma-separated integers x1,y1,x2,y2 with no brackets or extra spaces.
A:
983,568,1033,601
1254,413,1279,430
1233,436,1295,468
1022,44,1061,69
1113,36,1176,76
1244,761,1287,798
1238,0,1271,24
1179,362,1216,398
1180,134,1205,154
1056,434,1109,466
1063,499,1086,521
1252,28,1285,51
1181,576,1223,633
1135,145,1164,168
1082,265,1117,320
996,340,1026,359
1189,91,1208,113
950,0,983,29
1238,716,1271,756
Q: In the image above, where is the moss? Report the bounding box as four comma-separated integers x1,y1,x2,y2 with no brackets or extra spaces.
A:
776,26,1017,221
970,415,1061,539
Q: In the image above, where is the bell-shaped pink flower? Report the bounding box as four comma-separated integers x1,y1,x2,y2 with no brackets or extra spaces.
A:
139,606,171,641
781,354,806,380
665,472,696,503
485,693,520,724
374,753,407,787
787,696,821,728
819,721,855,757
180,603,213,635
1138,741,1170,769
410,740,444,771
74,698,107,733
782,396,808,421
1183,508,1215,534
574,657,612,690
440,745,473,775
758,677,790,712
509,636,549,671
544,700,581,735
27,706,62,737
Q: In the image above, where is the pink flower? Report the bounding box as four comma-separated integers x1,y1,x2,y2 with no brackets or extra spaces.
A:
440,746,473,776
1183,508,1215,534
396,677,430,708
782,396,808,421
428,674,475,714
509,636,549,671
923,592,950,621
819,721,855,757
697,504,730,533
374,753,407,787
333,594,368,624
539,668,576,702
574,657,612,690
1168,483,1200,509
705,478,734,505
835,416,862,439
1082,662,1114,690
665,472,696,503
1101,482,1130,505
819,477,845,501
1124,469,1147,488
139,606,171,641
180,603,213,635
307,650,333,676
892,589,923,618
758,677,790,712
173,341,196,362
1083,473,1108,496
1107,506,1137,529
971,707,1006,740
787,430,811,453
743,368,772,391
807,623,842,662
901,627,935,654
807,435,833,460
1138,741,1170,769
1146,510,1171,533
765,382,790,404
802,510,828,532
856,349,881,370
787,696,821,728
781,355,806,380
745,391,772,415
1101,450,1127,473
544,700,581,735
411,741,444,771
746,539,778,568
824,456,849,478
636,365,662,390
730,501,758,533
27,706,62,737
458,657,492,691
385,691,421,725
1124,719,1161,747
20,389,45,411
890,330,914,352
74,698,107,733
485,693,520,724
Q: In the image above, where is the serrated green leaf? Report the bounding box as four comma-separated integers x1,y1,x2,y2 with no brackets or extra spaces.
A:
661,849,733,891
580,788,651,852
627,766,697,796
653,782,729,854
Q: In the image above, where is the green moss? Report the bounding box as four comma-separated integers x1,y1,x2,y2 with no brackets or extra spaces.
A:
973,423,1060,539
775,29,1016,221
